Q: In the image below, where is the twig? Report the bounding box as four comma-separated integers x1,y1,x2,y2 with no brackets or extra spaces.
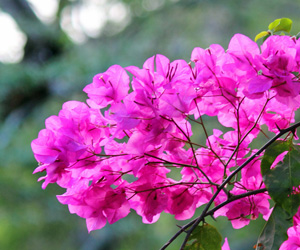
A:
160,121,300,250
160,188,268,250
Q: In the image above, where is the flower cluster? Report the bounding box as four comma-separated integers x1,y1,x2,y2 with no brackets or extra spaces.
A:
32,34,300,246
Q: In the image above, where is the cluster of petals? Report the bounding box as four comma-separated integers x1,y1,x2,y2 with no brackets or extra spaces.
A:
32,34,300,233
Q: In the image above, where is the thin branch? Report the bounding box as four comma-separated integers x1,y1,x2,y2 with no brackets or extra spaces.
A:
206,188,268,216
192,100,227,168
130,181,211,194
180,121,300,249
161,121,300,250
144,153,198,169
160,188,268,250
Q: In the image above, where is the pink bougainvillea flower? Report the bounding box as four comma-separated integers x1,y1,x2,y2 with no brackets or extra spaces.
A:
127,166,169,223
215,192,270,229
31,129,60,164
279,225,300,250
57,182,130,232
84,65,130,108
32,32,300,239
165,185,196,220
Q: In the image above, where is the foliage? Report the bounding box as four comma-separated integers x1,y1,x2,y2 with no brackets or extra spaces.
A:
256,205,292,250
255,17,293,42
184,224,222,250
261,140,300,216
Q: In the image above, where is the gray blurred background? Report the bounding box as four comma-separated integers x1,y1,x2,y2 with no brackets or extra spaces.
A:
1,0,300,249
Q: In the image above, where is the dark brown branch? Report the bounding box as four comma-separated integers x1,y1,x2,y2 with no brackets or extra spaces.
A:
160,121,300,250
160,188,268,250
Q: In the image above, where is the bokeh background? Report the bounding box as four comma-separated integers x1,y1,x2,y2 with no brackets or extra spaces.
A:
1,0,300,249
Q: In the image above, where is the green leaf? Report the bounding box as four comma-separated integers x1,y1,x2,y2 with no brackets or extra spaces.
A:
268,18,292,33
274,18,292,33
261,140,300,216
256,205,292,250
255,31,270,42
268,19,281,30
184,224,222,250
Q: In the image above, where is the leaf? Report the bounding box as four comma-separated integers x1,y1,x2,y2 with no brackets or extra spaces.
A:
255,31,270,42
256,18,293,43
184,224,222,250
268,18,292,33
261,140,300,216
268,19,281,31
273,18,292,33
255,205,292,250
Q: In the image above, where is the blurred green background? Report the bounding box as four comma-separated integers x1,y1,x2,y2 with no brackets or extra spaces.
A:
1,0,300,249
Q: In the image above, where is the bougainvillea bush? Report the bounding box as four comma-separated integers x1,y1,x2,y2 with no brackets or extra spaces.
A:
32,18,300,249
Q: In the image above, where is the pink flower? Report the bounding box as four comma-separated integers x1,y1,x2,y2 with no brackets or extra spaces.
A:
31,129,60,164
84,65,130,108
165,186,196,220
247,36,300,103
228,34,260,64
58,183,130,232
32,101,107,188
127,167,169,223
215,193,270,229
279,226,300,250
32,31,300,238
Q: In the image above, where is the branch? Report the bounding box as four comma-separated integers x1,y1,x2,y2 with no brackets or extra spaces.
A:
206,188,268,217
160,188,268,250
161,121,300,250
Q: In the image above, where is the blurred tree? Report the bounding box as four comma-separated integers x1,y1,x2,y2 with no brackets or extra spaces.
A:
1,0,300,249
